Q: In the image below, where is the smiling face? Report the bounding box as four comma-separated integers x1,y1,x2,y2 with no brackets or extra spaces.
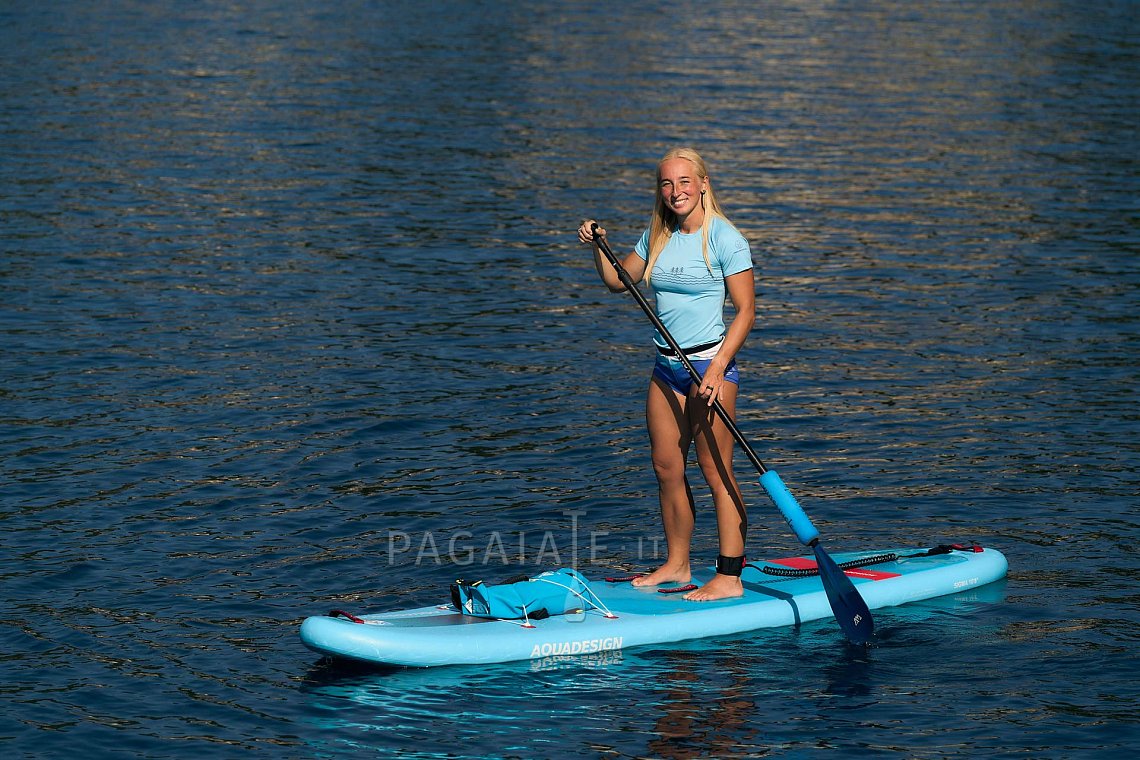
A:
657,157,709,227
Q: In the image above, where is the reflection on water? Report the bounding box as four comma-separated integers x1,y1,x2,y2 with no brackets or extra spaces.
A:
298,584,1013,756
1,0,1136,757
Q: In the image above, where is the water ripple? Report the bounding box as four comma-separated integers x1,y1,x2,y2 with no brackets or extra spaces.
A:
2,0,1137,757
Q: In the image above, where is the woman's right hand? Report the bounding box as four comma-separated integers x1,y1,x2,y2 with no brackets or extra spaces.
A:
577,219,605,245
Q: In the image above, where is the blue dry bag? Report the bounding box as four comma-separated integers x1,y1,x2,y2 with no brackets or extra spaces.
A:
450,568,591,620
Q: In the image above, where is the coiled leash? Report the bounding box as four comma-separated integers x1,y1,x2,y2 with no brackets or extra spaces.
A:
756,544,982,578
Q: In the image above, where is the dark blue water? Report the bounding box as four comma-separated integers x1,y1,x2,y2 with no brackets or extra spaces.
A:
2,0,1137,757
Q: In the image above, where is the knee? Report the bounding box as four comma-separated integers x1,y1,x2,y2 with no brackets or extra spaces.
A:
697,458,743,501
696,450,727,482
651,455,687,486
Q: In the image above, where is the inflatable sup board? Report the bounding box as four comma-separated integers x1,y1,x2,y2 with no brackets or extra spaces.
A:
300,545,1007,668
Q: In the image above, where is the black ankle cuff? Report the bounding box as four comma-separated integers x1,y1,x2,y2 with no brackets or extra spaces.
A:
715,554,746,577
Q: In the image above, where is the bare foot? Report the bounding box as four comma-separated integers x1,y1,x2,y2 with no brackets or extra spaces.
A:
683,573,744,601
631,563,690,588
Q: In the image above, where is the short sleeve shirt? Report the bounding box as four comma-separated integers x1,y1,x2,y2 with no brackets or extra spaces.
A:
634,216,753,349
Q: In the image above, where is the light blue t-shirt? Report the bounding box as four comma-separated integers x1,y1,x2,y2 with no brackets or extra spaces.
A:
634,216,753,349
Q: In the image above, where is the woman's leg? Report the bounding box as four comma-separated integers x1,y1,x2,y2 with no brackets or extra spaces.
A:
684,382,747,601
631,376,696,587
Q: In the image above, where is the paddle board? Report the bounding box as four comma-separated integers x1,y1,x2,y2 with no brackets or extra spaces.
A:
300,545,1007,667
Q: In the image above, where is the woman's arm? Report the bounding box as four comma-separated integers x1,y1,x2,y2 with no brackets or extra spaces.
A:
699,268,756,404
720,268,757,360
579,220,647,293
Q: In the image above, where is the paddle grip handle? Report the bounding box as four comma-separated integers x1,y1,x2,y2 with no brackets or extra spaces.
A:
760,470,820,546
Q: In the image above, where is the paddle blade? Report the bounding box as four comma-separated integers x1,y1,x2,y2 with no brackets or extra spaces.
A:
813,543,874,645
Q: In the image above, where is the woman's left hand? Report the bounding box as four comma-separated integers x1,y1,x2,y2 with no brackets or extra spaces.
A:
698,363,727,406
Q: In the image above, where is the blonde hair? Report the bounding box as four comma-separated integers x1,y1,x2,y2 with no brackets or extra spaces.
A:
644,147,729,285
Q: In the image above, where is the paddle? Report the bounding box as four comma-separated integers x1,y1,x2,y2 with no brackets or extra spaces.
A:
590,223,873,645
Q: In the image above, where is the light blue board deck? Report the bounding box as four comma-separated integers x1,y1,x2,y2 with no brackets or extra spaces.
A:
300,546,1007,668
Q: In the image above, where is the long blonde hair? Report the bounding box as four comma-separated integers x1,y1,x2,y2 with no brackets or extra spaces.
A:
644,147,728,285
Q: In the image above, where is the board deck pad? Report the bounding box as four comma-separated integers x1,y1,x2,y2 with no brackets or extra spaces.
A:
766,555,901,580
300,546,1007,667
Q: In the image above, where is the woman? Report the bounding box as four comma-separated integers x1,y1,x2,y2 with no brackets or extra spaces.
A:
578,147,756,601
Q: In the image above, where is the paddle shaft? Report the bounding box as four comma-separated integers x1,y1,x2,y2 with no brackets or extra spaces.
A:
591,224,820,544
590,224,873,644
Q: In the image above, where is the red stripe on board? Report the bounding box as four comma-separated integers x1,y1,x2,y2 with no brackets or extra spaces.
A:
769,557,818,570
764,557,900,581
844,568,900,580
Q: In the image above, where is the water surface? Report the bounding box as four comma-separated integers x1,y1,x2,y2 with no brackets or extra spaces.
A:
2,0,1137,757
